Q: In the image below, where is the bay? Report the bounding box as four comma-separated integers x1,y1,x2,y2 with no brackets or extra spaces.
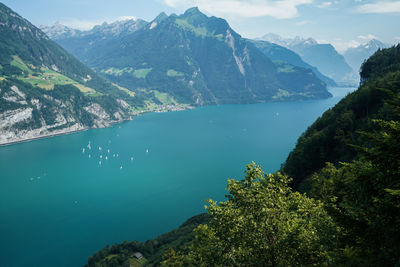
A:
0,87,355,267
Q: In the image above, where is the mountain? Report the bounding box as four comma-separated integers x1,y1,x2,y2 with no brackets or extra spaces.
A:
45,7,331,105
39,22,82,40
40,18,148,63
344,39,389,73
259,33,355,84
87,44,400,267
0,3,136,145
282,44,400,189
250,39,336,86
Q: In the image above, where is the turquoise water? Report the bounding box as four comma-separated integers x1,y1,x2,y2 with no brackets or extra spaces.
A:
0,87,354,267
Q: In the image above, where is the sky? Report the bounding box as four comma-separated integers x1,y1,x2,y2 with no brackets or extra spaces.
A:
2,0,400,52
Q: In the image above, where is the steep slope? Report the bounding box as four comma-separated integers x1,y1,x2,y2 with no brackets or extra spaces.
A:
250,39,336,86
344,39,389,73
282,44,400,188
0,3,134,145
260,33,355,84
47,8,331,105
86,213,209,267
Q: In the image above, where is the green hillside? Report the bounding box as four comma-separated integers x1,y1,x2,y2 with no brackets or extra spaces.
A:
87,45,400,267
0,3,144,144
282,44,400,189
48,7,331,105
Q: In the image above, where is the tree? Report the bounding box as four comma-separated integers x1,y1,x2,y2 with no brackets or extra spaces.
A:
163,163,339,266
311,117,400,266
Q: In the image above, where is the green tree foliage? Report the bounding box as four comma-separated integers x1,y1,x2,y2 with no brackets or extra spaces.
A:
311,115,400,265
86,214,209,267
163,163,339,266
282,45,400,189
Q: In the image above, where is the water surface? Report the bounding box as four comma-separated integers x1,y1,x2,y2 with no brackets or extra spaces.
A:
0,87,354,266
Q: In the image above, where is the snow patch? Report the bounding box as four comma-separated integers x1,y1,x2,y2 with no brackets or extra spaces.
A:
150,22,157,30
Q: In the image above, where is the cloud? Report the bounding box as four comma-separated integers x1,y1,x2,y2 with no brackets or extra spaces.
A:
317,1,332,8
163,0,313,19
61,19,102,30
358,34,377,40
295,20,311,25
330,39,360,52
357,1,400,14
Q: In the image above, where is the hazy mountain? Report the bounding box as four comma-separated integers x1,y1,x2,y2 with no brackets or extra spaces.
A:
344,39,389,73
259,33,355,84
250,40,336,86
40,18,148,62
0,3,135,144
39,22,82,39
47,7,331,105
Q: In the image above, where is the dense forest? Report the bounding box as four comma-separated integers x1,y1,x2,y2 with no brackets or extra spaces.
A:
88,46,400,266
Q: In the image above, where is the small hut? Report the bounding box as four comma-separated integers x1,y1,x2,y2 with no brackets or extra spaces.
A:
133,252,143,259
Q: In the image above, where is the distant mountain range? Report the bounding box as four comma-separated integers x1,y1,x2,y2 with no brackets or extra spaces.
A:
40,18,149,62
259,33,355,84
249,40,336,86
0,3,138,144
41,8,331,105
343,39,389,73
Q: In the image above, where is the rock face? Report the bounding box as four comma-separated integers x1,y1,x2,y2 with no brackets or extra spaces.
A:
0,83,130,145
0,3,133,145
47,7,331,105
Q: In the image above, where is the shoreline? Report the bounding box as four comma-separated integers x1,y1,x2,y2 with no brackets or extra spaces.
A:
0,127,90,147
0,104,195,147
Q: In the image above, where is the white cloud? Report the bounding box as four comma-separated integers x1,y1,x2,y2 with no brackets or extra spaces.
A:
317,1,332,8
357,1,400,14
117,16,138,21
395,37,400,40
163,0,313,19
61,19,102,30
330,39,360,53
358,34,377,40
295,20,311,25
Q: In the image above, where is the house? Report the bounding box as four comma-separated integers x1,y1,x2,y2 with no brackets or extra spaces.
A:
133,252,143,259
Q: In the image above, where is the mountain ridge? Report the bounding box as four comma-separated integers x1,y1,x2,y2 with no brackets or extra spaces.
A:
44,8,331,106
344,39,389,73
259,33,356,84
0,3,135,145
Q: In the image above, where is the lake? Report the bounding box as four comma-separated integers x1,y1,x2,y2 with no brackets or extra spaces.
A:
0,87,355,267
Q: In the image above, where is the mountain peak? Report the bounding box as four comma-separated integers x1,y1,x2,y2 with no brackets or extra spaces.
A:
365,39,386,49
154,12,168,23
185,7,202,15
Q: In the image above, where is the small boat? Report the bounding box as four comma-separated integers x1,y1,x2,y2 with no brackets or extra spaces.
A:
99,161,102,165
105,156,108,160
82,148,85,153
131,157,134,161
146,149,149,153
120,166,123,170
99,146,102,151
100,155,103,159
